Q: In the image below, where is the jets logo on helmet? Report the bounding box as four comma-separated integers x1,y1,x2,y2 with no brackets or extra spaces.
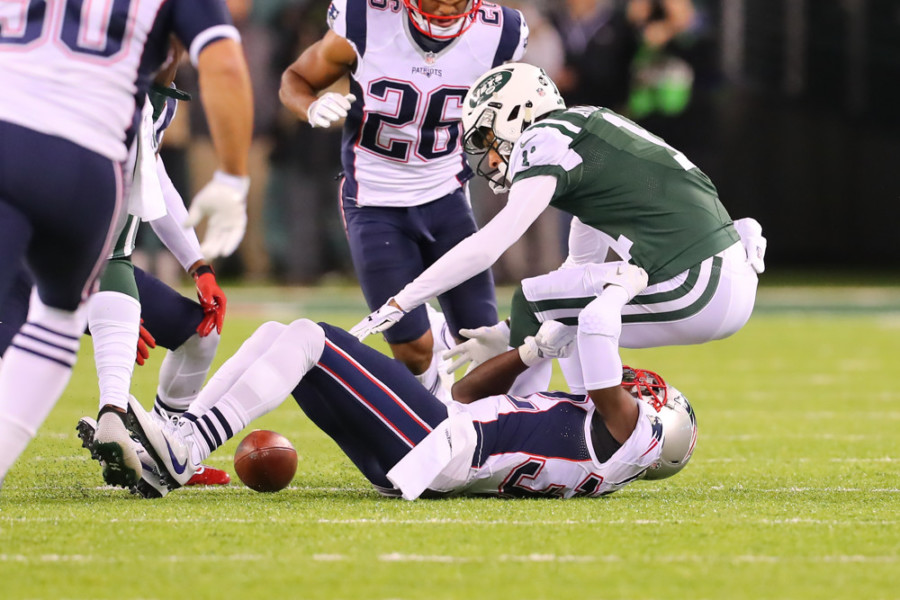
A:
462,63,565,193
468,70,513,108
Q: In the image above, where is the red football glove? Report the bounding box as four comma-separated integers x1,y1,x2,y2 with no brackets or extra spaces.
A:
193,265,227,336
136,319,156,366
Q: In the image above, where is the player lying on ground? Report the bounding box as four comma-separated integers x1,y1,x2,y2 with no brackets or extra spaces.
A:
352,62,766,399
121,318,697,499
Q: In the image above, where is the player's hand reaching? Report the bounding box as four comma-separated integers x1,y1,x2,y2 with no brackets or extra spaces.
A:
192,264,227,336
184,170,249,260
307,92,356,128
518,320,576,367
136,319,156,366
443,320,511,374
349,300,405,340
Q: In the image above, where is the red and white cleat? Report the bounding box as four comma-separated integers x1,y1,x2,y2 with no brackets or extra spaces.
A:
185,465,231,486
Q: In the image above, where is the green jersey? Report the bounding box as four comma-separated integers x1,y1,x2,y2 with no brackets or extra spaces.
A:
509,107,738,284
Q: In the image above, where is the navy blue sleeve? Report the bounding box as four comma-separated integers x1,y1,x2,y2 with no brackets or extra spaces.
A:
169,0,239,64
491,7,524,67
343,0,369,59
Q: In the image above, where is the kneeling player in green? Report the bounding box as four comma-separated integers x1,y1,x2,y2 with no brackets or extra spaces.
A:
352,62,766,399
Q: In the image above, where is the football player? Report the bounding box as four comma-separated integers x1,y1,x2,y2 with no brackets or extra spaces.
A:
352,62,766,400
0,0,252,488
77,61,234,495
123,317,697,499
278,0,529,402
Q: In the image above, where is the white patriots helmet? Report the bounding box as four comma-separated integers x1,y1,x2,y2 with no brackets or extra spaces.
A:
461,63,565,192
404,1,483,40
621,367,698,480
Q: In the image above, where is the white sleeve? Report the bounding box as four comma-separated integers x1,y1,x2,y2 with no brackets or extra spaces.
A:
148,157,204,272
393,176,557,311
562,217,608,267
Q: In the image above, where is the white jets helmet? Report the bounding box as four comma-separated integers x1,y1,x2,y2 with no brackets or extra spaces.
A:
462,63,566,192
404,1,483,40
621,367,698,480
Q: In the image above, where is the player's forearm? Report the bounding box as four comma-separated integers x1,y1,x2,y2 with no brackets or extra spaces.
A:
197,39,253,176
393,178,555,312
451,349,529,404
280,36,352,123
393,230,503,312
279,68,319,122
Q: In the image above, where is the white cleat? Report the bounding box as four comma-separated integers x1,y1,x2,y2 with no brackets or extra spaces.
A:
92,409,142,488
76,416,168,498
124,396,197,491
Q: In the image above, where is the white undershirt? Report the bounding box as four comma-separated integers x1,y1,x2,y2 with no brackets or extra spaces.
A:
393,175,558,311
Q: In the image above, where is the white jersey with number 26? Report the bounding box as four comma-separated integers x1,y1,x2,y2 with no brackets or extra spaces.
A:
329,0,528,207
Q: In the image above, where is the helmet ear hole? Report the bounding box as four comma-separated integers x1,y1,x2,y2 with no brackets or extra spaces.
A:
507,105,520,122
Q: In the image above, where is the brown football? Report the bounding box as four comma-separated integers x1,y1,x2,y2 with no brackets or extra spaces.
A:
233,430,298,493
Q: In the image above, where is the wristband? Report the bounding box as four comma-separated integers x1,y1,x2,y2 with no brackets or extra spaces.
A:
191,264,215,279
212,170,250,195
517,337,543,367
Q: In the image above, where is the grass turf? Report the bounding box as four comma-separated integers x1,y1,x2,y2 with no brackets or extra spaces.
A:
0,286,897,600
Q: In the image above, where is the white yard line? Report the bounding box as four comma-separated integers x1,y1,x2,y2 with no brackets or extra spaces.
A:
0,553,895,565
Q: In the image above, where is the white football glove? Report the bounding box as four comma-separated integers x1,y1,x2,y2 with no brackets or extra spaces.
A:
442,320,511,374
349,300,405,340
518,320,576,367
184,170,249,260
307,92,356,129
734,217,767,274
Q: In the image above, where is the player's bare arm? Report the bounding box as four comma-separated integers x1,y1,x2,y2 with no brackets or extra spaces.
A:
196,38,253,176
280,31,357,123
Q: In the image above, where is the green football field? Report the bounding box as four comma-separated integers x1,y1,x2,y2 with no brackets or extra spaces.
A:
1,285,897,600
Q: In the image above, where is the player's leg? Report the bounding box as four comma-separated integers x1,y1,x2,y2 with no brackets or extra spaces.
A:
422,187,499,341
292,323,449,493
509,247,758,351
88,251,143,487
125,266,229,487
0,124,123,484
340,193,437,388
0,267,34,357
420,187,499,398
132,266,219,420
618,242,758,347
125,319,324,489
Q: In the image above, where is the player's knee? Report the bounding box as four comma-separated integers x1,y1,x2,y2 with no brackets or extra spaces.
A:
181,328,220,360
578,297,622,339
285,319,325,362
389,333,434,374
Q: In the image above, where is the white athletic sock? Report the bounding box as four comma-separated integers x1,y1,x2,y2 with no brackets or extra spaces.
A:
426,304,454,353
185,319,325,461
0,294,86,480
414,353,452,405
153,331,220,418
88,291,141,412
